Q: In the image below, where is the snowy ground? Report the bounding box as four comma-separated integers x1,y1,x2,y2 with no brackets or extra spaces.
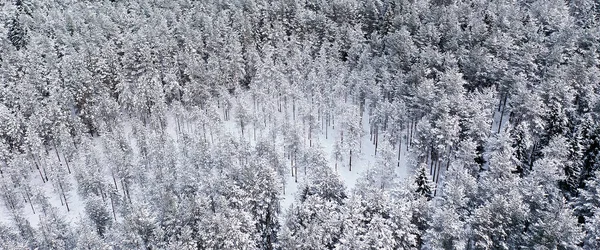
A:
0,100,412,228
209,102,411,210
0,154,87,228
276,109,410,210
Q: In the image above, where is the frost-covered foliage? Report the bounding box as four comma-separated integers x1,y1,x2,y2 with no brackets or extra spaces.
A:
0,0,599,248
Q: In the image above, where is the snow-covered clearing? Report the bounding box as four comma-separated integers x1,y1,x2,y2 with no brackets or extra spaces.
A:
0,96,412,228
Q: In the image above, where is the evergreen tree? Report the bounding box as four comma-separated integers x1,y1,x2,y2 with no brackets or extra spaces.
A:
414,164,433,200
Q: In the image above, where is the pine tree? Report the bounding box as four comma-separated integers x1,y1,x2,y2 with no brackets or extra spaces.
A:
7,14,27,50
84,195,112,237
415,164,432,200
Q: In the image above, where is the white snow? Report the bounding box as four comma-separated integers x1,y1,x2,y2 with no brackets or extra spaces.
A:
0,96,412,228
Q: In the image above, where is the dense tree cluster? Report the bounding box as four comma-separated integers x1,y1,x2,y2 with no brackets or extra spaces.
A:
0,0,599,249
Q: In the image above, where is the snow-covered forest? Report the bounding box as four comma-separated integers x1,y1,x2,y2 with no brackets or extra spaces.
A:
0,0,599,249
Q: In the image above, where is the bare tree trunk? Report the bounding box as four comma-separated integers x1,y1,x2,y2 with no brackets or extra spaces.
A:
64,159,71,175
435,160,442,185
431,159,436,182
398,137,402,167
284,97,288,120
374,128,378,156
294,157,298,183
497,107,505,134
123,180,131,203
100,186,106,202
203,123,207,143
31,152,46,183
497,95,508,134
53,141,62,163
25,190,35,214
176,116,181,135
241,121,245,138
59,181,70,212
349,150,352,172
446,148,453,171
497,93,502,111
36,164,45,183
110,193,117,220
59,187,65,206
112,172,118,191
428,147,432,175
409,120,414,147
42,162,49,182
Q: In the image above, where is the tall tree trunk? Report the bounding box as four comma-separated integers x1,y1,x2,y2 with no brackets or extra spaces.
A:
25,190,35,214
110,193,117,220
409,120,414,147
53,141,62,163
428,147,433,175
42,162,49,182
374,128,378,156
309,125,312,147
203,123,207,143
100,186,106,202
294,159,298,183
497,95,508,134
398,137,402,167
31,153,46,183
64,159,71,175
59,181,70,212
36,164,45,183
349,150,352,172
435,160,442,185
241,121,245,138
432,160,437,183
112,172,118,191
123,180,131,203
176,116,181,135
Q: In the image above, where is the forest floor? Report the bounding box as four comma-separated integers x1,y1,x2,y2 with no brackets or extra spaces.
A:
0,98,412,228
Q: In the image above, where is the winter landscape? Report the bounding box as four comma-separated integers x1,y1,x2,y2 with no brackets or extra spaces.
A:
1,0,600,249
